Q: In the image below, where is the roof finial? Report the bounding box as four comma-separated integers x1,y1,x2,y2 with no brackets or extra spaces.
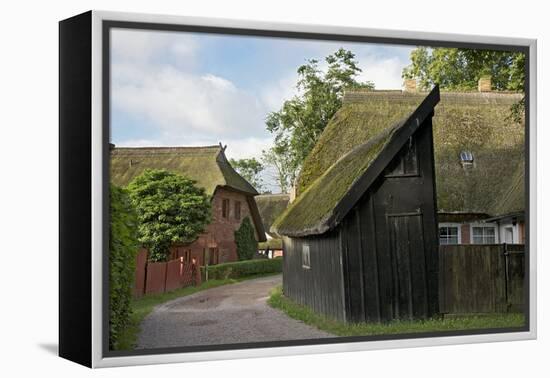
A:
219,142,227,152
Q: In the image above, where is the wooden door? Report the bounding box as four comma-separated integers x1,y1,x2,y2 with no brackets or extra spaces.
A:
387,213,429,320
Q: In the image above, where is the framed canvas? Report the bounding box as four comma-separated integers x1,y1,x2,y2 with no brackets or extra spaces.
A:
59,10,537,368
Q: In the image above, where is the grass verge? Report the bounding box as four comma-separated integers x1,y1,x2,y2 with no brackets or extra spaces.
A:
116,273,280,350
268,286,525,337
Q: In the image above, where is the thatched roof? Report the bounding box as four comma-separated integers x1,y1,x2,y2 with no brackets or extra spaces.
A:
273,87,441,237
296,90,524,218
255,193,290,238
110,145,258,196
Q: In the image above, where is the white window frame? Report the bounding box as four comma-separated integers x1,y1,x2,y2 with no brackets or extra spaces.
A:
498,221,519,245
302,244,311,269
438,222,462,245
504,226,515,244
470,223,498,244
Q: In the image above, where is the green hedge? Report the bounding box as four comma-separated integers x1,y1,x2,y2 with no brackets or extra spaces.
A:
201,258,282,280
109,185,139,350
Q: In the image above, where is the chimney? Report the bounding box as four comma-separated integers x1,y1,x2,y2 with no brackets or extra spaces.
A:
478,76,492,92
403,78,417,93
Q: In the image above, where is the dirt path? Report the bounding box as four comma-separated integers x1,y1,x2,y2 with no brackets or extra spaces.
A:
137,274,332,349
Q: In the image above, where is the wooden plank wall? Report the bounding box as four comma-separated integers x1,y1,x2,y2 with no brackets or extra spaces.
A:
439,244,524,314
282,234,346,322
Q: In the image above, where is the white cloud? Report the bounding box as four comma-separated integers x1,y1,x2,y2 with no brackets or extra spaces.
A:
112,62,267,142
114,138,170,147
222,136,274,160
111,28,270,148
112,29,197,63
356,53,411,90
111,29,413,169
260,71,299,111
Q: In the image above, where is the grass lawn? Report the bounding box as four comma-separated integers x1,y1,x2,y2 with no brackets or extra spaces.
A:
116,273,280,351
268,286,525,337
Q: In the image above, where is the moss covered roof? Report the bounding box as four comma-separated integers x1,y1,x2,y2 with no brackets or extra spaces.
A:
296,90,524,218
255,194,290,238
110,145,258,196
272,123,400,236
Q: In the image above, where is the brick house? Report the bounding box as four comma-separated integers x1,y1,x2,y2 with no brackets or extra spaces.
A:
287,77,525,246
110,144,266,265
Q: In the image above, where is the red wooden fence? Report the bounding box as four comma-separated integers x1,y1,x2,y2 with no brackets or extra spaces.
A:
133,250,200,298
133,248,148,297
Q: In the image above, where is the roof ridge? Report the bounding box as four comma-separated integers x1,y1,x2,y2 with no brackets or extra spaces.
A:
256,193,290,197
343,90,522,105
112,145,220,150
344,89,523,95
111,145,222,156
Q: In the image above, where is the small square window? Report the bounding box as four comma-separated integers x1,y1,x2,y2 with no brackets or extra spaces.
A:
385,137,418,177
302,244,311,269
439,226,459,245
472,226,496,244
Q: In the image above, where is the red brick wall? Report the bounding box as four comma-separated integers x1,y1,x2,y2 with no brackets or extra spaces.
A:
460,224,471,244
169,187,261,265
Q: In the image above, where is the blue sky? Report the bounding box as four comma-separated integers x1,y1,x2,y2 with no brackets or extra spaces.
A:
110,28,414,191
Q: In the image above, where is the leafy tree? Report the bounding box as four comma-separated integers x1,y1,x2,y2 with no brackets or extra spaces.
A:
402,47,525,121
234,217,257,261
127,169,211,262
261,144,299,194
266,48,374,191
229,157,265,192
109,185,139,350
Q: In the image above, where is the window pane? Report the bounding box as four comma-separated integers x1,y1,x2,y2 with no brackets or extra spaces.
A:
472,226,495,244
234,201,241,220
439,226,459,245
302,244,310,268
484,235,496,244
222,199,229,218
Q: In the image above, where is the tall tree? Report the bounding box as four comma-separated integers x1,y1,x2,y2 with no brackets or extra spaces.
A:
265,48,374,192
402,47,525,121
261,143,299,194
229,158,265,192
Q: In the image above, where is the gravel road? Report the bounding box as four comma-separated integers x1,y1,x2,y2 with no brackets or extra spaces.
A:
136,274,332,349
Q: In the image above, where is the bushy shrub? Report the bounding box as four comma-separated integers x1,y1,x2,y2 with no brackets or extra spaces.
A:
234,217,257,261
109,185,139,350
201,258,282,280
127,169,211,262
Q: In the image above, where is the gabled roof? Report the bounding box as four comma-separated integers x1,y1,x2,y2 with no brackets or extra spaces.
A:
296,89,524,219
273,87,440,237
255,193,290,238
110,145,258,196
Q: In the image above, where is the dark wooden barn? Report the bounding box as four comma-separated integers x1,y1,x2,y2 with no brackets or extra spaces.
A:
272,86,441,323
